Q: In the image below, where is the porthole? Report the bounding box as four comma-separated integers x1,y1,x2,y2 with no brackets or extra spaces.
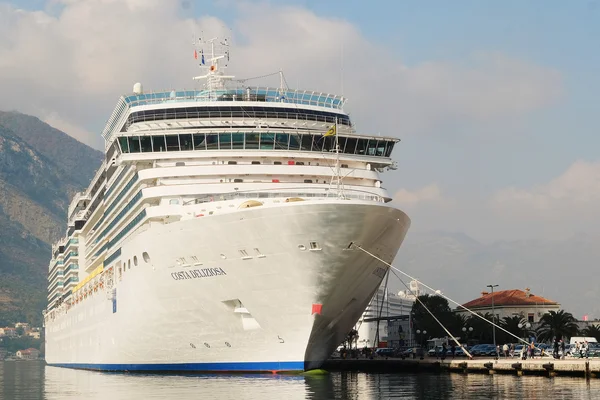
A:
204,342,210,348
127,260,131,270
142,252,150,263
225,342,231,347
133,256,138,266
309,242,321,250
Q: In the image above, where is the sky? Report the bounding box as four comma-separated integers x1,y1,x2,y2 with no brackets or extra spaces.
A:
1,1,599,245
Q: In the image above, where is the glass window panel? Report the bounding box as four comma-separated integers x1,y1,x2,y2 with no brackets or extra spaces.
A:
385,141,395,157
274,133,289,150
344,137,358,154
140,136,152,152
152,135,166,152
377,141,387,157
165,135,180,151
206,134,219,150
118,137,129,153
193,133,206,150
289,134,301,150
356,139,367,155
180,134,193,151
128,136,141,153
299,134,312,151
232,133,244,149
337,137,347,153
311,135,323,152
219,132,232,150
245,133,259,149
323,136,335,152
259,133,275,150
367,140,378,156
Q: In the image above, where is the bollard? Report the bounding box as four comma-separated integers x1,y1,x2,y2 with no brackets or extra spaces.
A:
511,363,522,370
542,363,554,371
484,362,494,370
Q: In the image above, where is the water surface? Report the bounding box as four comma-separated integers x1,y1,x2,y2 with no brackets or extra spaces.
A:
2,361,599,399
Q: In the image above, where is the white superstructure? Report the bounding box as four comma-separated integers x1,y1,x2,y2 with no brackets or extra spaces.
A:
356,281,419,348
43,38,411,372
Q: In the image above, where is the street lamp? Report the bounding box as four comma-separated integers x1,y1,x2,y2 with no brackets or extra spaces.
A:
462,326,473,346
487,284,499,357
517,322,532,342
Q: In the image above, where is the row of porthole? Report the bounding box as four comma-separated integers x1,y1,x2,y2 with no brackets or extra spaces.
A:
298,242,321,251
189,342,232,349
120,251,152,275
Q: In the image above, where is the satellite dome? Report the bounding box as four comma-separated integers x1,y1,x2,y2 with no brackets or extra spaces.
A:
133,82,143,94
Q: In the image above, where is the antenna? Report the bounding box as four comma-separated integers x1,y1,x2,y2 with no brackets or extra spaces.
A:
192,36,234,97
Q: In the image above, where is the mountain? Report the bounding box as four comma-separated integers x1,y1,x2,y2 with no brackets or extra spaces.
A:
0,111,102,326
391,230,600,320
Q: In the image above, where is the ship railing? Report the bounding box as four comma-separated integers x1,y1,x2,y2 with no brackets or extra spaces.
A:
186,187,384,205
122,87,345,110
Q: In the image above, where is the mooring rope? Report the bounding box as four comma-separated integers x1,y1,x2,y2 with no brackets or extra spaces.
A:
352,244,535,351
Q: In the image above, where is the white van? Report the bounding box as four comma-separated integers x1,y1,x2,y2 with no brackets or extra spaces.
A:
569,336,598,345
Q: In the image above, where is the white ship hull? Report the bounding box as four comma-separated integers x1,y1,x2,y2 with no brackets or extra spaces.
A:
45,201,409,372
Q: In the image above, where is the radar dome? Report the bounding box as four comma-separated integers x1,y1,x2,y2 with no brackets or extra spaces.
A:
133,82,143,94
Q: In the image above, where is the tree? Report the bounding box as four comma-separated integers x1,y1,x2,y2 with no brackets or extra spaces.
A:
536,310,579,342
343,329,359,350
499,316,525,344
15,326,25,337
410,294,452,339
464,312,496,344
582,324,600,342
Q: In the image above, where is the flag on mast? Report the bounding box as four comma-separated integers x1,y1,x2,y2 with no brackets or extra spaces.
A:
194,49,198,59
323,124,336,137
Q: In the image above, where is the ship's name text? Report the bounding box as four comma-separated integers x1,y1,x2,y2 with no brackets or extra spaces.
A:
171,268,227,281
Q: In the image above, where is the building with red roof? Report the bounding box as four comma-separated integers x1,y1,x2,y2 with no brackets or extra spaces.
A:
455,288,560,323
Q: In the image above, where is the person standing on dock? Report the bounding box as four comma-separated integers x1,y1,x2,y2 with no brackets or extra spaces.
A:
503,343,509,357
560,340,566,360
553,338,559,359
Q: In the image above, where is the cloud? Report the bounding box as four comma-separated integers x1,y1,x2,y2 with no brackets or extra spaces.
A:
392,183,444,207
0,1,562,150
489,160,600,239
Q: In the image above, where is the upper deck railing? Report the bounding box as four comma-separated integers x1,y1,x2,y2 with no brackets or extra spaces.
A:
102,87,346,144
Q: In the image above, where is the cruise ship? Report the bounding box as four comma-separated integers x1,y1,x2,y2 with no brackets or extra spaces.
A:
43,39,411,372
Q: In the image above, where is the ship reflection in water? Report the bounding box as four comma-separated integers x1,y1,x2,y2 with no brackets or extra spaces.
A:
1,361,600,399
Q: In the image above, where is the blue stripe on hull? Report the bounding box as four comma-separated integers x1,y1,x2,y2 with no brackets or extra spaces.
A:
48,361,305,372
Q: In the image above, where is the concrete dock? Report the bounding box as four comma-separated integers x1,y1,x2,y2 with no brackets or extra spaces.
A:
322,357,600,378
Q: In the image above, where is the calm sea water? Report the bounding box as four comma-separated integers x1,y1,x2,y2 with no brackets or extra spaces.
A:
2,361,600,400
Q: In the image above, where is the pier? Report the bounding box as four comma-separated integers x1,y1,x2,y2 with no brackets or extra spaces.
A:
322,358,600,378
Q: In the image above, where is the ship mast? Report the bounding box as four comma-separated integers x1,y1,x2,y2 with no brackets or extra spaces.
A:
192,37,234,98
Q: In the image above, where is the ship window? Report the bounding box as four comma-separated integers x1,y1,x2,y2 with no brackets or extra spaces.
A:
128,136,141,153
245,133,259,149
356,139,367,155
152,135,166,152
133,256,138,267
232,133,244,149
385,141,395,157
344,137,358,154
169,199,180,205
228,161,237,165
180,134,193,151
206,134,218,150
323,136,335,152
309,242,321,250
304,179,313,183
118,137,129,153
234,178,243,183
299,133,312,151
337,136,347,153
275,133,289,150
251,161,261,165
341,164,348,168
289,134,301,150
175,162,185,166
219,132,232,150
140,136,152,153
366,140,378,156
259,133,275,150
311,135,323,152
273,161,282,165
165,135,180,151
296,161,305,166
377,141,386,157
193,133,206,150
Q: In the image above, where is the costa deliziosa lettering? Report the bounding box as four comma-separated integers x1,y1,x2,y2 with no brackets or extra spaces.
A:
171,268,227,281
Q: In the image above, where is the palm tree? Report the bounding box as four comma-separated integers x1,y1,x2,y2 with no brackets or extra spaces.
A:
536,310,579,342
500,316,524,343
582,324,600,342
